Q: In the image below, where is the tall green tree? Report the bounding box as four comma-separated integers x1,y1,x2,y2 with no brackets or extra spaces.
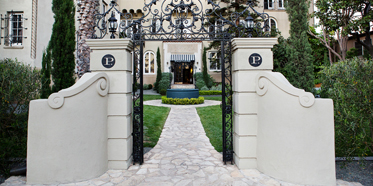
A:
50,0,76,92
41,46,52,98
311,0,373,61
154,47,162,92
285,0,314,92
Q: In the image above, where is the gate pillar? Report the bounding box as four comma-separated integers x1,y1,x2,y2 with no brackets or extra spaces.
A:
87,39,133,169
232,38,278,169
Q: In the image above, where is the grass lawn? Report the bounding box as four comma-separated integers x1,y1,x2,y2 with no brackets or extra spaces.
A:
202,96,222,101
196,105,222,152
143,105,171,147
143,95,162,101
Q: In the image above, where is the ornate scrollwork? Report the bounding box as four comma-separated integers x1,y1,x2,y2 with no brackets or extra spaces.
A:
48,73,109,109
91,0,270,41
256,72,315,108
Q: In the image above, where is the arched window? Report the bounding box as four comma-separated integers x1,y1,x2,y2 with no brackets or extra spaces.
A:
265,18,277,32
144,51,155,74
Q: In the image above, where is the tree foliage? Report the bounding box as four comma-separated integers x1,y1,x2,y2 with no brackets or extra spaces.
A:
50,0,76,92
0,58,41,176
312,0,373,60
308,27,330,85
41,46,52,99
321,58,373,159
284,0,314,92
154,47,162,92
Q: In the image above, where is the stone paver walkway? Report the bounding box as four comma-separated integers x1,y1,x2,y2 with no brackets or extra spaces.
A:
2,100,363,186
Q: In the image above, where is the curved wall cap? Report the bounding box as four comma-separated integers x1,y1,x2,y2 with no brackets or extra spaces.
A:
255,72,315,108
48,72,110,109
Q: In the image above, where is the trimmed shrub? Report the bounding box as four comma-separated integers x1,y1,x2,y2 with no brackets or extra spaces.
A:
195,79,206,90
0,58,41,176
158,73,172,92
143,84,153,90
210,84,222,91
162,96,204,105
199,90,222,95
194,72,215,89
201,86,209,91
160,89,167,96
321,57,373,159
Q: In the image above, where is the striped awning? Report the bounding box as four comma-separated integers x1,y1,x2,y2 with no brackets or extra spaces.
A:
170,54,195,63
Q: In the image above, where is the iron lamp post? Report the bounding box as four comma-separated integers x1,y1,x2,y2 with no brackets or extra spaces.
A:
108,12,118,39
245,15,254,31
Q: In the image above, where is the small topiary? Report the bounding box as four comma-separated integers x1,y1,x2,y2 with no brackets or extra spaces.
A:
160,89,167,95
148,84,153,89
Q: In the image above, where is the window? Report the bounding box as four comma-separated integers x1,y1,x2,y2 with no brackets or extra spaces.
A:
151,19,161,33
264,0,274,10
144,51,155,74
208,20,225,38
265,18,277,32
278,0,284,9
9,13,23,46
209,52,221,71
354,40,372,56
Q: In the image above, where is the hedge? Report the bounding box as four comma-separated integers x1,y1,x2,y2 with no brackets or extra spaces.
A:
320,57,373,159
162,96,204,105
199,90,222,95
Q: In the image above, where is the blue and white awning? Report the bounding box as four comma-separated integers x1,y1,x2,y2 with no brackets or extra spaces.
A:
170,54,195,62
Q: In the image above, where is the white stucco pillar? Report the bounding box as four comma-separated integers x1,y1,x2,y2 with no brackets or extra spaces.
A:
87,39,133,169
232,38,278,169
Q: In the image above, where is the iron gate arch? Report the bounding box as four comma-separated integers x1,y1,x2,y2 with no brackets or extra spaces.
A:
92,0,270,165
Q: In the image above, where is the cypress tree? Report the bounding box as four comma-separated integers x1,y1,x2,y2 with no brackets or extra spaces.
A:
50,0,76,92
285,0,314,92
202,47,208,85
41,46,52,99
154,47,162,92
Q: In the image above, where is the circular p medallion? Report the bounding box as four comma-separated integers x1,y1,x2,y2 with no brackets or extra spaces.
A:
248,53,262,67
102,54,115,68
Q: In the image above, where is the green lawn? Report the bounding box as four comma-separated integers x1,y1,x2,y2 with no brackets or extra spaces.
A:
143,95,162,101
202,96,222,101
196,105,222,152
143,105,171,147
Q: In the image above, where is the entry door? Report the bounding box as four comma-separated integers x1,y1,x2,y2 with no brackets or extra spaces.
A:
174,63,183,83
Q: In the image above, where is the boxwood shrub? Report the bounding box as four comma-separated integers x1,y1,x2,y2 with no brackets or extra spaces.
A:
199,90,222,95
162,96,204,105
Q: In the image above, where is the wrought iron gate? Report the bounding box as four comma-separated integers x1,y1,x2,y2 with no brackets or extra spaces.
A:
92,0,270,165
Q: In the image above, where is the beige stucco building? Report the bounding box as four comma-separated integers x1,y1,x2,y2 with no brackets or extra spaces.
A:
0,0,54,68
0,0,314,85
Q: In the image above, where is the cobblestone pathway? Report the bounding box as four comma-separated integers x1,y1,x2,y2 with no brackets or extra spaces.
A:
2,101,363,186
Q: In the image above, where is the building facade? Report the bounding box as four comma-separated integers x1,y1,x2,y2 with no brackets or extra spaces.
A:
0,0,54,68
0,0,314,85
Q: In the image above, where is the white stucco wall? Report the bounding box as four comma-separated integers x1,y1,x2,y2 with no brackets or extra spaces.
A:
34,0,53,68
255,72,336,186
27,72,109,184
